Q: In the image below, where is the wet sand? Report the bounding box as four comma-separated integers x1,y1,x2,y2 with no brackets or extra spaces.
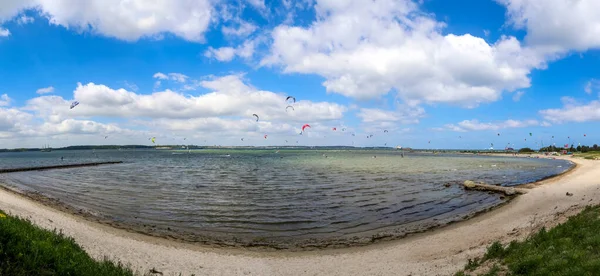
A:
1,155,598,276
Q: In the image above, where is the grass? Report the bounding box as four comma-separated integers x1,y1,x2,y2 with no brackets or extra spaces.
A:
456,205,600,275
574,152,600,160
0,209,135,276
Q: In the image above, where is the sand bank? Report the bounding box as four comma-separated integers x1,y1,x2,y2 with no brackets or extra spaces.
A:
0,155,597,276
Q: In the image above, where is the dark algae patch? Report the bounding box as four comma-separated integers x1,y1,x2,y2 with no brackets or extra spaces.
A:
457,205,600,275
0,209,134,276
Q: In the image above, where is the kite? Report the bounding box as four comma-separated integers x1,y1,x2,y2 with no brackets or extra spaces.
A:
384,130,389,133
151,137,156,144
70,101,79,109
286,105,295,112
286,96,296,104
252,114,259,122
264,134,268,139
302,124,311,132
332,127,337,131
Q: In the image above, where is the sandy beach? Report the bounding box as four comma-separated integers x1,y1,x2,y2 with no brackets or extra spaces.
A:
0,155,597,276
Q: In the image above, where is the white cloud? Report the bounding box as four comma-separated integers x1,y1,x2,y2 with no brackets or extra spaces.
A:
499,0,600,53
356,106,425,124
246,0,266,10
153,72,168,80
36,119,129,136
444,119,540,132
584,79,600,94
17,15,34,24
204,47,236,62
262,0,546,107
36,86,55,94
152,72,188,83
0,0,214,42
0,94,12,106
0,107,31,131
540,99,600,124
222,20,258,38
204,39,258,62
0,27,10,37
512,91,525,101
25,75,346,124
167,73,188,83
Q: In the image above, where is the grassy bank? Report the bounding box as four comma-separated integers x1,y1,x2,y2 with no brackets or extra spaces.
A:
456,205,600,275
0,209,134,276
574,152,600,160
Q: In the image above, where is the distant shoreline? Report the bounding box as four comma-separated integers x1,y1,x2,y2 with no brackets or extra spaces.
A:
0,145,531,152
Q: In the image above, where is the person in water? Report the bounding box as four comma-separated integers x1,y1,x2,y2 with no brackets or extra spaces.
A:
61,156,64,161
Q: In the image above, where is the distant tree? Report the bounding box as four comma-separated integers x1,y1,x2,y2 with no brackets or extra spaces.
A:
519,147,535,153
577,145,582,152
594,144,599,151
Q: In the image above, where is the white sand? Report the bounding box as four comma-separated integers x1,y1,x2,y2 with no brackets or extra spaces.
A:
1,156,598,276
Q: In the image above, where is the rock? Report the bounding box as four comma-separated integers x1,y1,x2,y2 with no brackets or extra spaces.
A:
463,180,476,188
566,192,573,196
444,183,452,188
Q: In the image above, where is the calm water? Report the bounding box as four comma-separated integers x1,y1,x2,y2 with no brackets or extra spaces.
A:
0,149,572,248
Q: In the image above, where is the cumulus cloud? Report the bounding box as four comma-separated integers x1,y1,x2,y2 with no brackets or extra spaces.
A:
25,75,346,124
499,0,600,53
0,107,32,131
444,119,540,132
0,0,214,42
36,86,55,94
540,98,600,124
262,0,545,107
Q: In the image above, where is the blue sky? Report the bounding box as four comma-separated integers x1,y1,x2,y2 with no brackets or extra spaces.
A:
0,0,599,149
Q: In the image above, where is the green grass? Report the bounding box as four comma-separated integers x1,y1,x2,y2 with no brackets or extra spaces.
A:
574,152,600,160
457,205,600,275
0,209,135,276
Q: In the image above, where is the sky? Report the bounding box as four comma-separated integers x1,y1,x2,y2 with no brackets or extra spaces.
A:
0,0,600,150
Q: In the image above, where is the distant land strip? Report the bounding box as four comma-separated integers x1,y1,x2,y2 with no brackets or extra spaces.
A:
0,161,124,174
